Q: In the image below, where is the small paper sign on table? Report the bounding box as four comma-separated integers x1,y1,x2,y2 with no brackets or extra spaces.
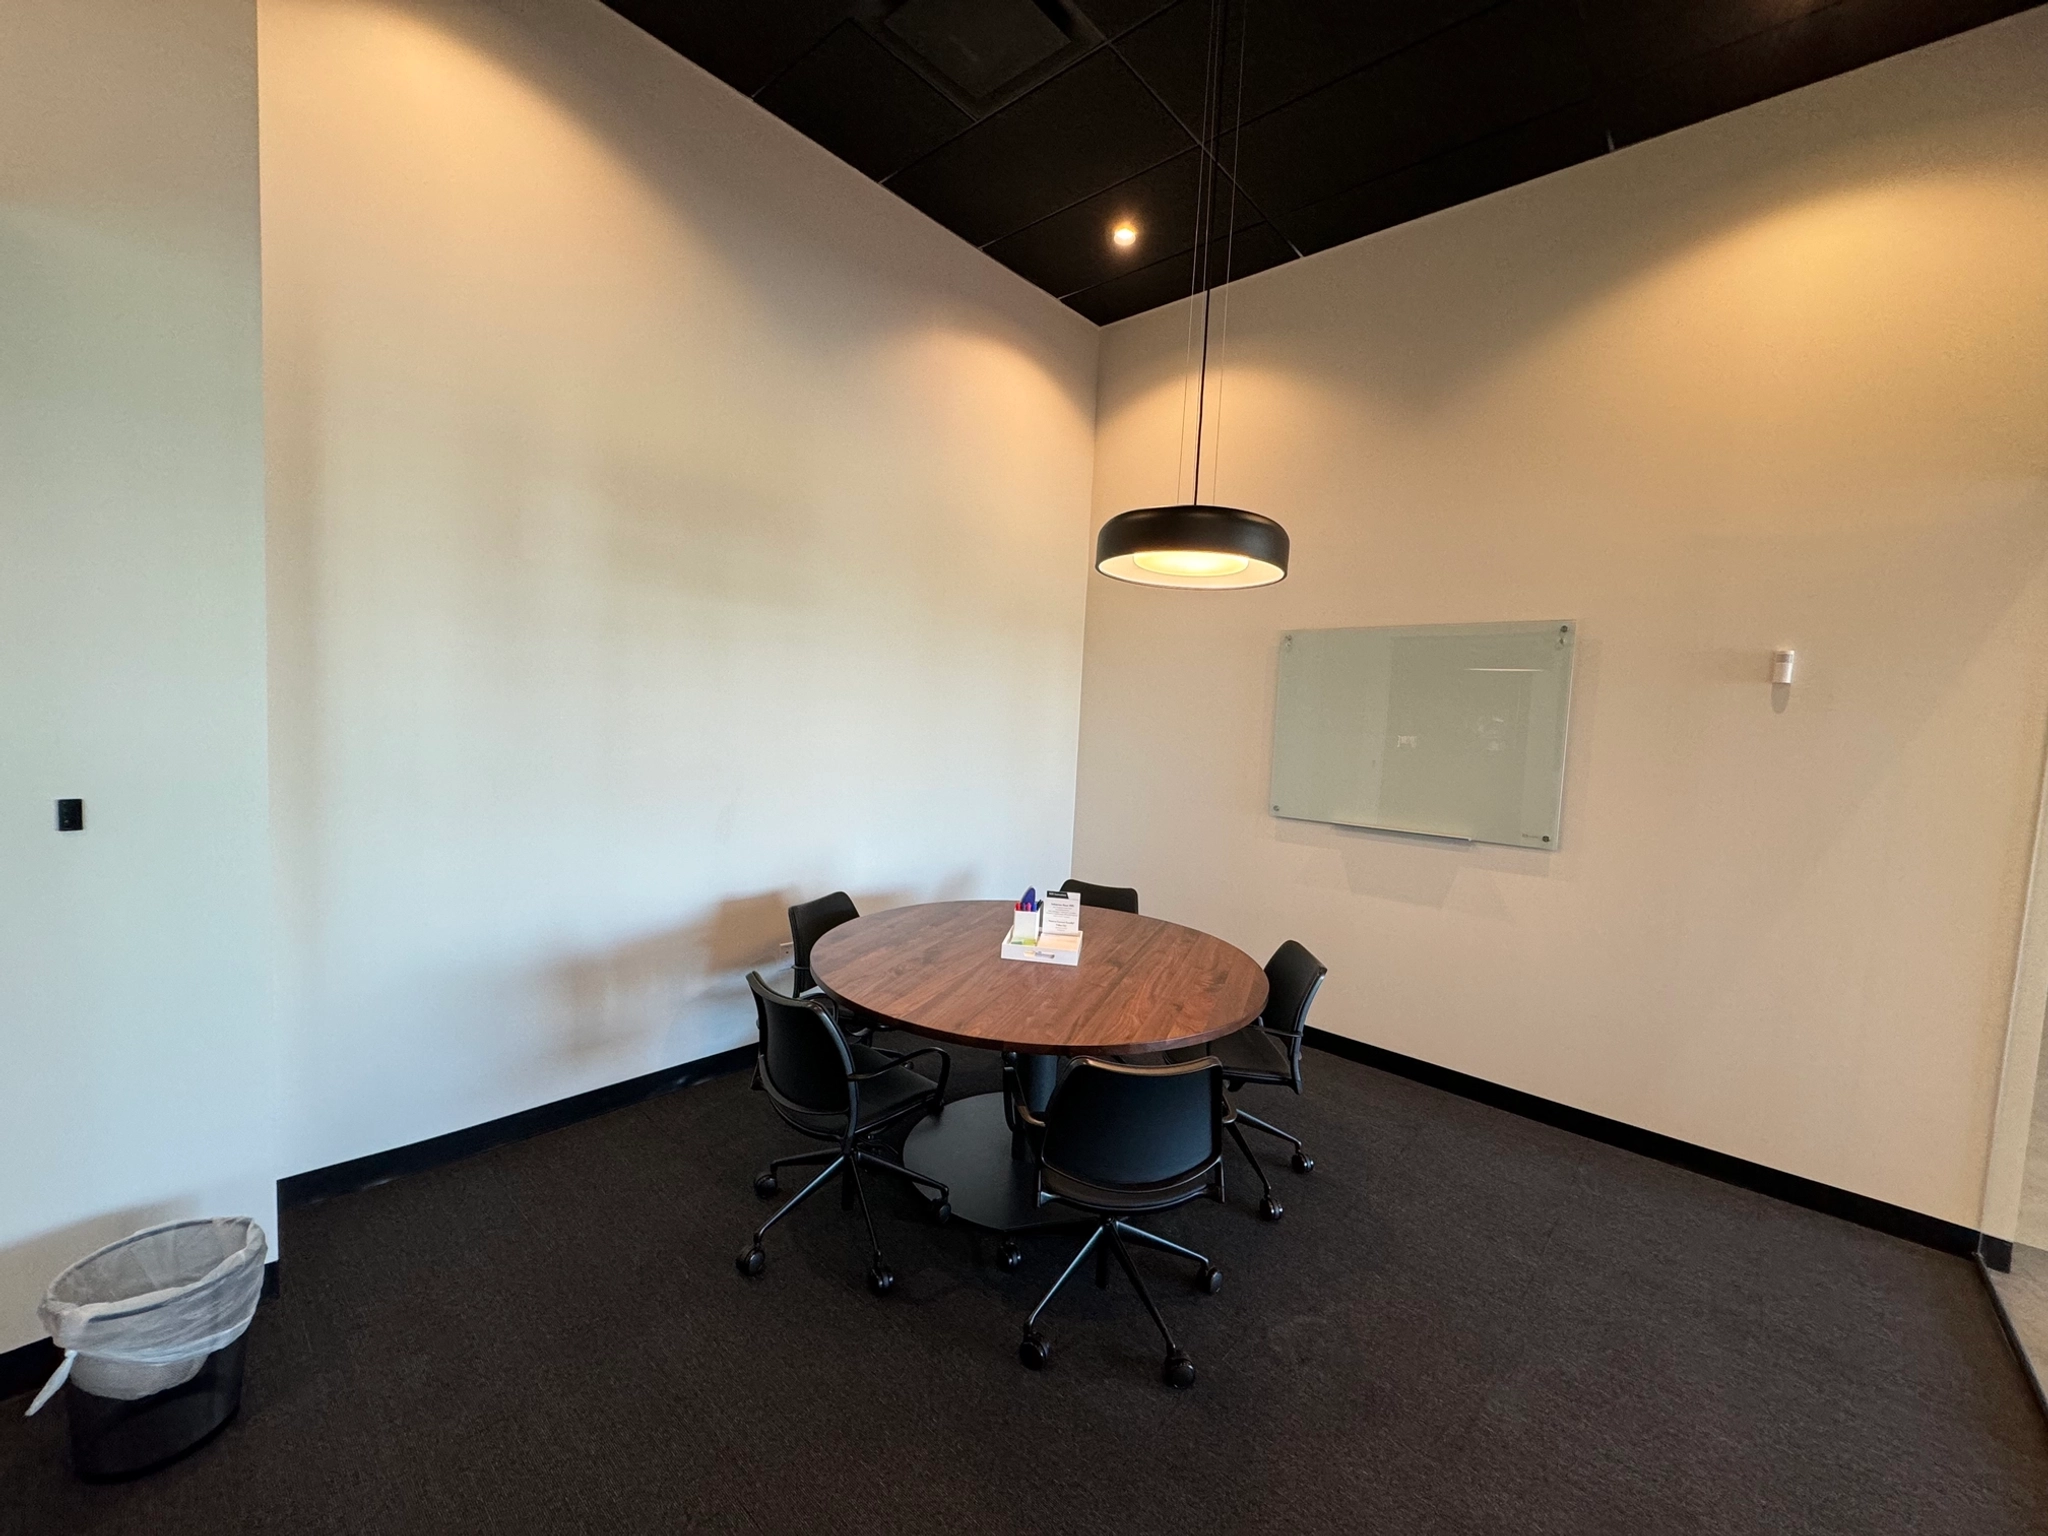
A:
999,889,1083,966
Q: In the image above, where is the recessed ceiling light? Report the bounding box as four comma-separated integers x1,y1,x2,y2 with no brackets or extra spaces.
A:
1111,221,1138,249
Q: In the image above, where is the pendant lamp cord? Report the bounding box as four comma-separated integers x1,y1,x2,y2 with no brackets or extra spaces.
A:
1211,0,1250,505
1177,0,1220,505
1187,0,1249,508
1188,0,1223,504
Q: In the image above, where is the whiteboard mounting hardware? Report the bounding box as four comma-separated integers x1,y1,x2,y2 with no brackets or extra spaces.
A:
1771,649,1796,686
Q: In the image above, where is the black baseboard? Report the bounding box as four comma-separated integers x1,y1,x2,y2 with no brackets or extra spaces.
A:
1306,1028,1983,1257
7,1050,751,1403
1,1260,282,1405
277,1045,753,1210
1982,1236,2015,1273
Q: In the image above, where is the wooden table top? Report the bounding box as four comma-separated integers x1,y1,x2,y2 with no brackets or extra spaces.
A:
810,900,1269,1056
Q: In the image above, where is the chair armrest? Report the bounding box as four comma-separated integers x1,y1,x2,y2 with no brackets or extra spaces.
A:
849,1044,947,1079
851,1044,952,1100
1001,1057,1047,1132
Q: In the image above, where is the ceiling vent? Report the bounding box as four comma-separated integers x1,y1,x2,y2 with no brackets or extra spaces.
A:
884,0,1072,102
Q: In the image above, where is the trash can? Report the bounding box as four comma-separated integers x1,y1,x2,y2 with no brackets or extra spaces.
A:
25,1217,267,1480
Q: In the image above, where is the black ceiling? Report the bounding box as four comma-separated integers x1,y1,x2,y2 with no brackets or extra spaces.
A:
604,0,2041,325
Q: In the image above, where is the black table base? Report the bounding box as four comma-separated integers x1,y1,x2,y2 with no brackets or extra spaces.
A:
901,1093,1070,1236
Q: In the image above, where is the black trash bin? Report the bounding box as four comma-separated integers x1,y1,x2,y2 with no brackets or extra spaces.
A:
27,1217,267,1480
65,1334,248,1480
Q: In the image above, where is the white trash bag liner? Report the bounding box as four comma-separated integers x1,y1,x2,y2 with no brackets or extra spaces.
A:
26,1217,267,1416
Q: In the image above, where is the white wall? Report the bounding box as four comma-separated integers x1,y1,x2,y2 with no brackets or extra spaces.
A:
0,0,278,1349
1077,11,2048,1229
260,0,1099,1175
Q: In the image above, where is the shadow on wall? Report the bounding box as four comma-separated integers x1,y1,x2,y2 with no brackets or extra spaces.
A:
382,0,1057,347
545,882,941,1070
0,1205,186,1351
922,868,984,905
552,891,795,1065
1274,819,1558,915
1120,95,2046,416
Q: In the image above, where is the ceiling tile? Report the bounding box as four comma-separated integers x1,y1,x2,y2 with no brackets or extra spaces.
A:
1063,220,1295,324
885,47,1195,246
1599,0,2046,148
757,23,972,181
1579,0,1839,80
603,0,2043,326
606,1,856,97
982,148,1265,297
1113,0,1505,133
1275,100,1606,254
884,0,1074,100
1067,0,1181,41
1225,0,1594,219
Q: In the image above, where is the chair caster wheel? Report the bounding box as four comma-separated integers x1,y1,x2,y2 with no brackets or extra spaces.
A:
736,1245,765,1277
1018,1332,1050,1370
753,1172,778,1198
867,1262,895,1297
1260,1197,1285,1222
1162,1350,1196,1389
928,1197,952,1226
1197,1264,1223,1295
999,1239,1025,1271
1293,1151,1315,1174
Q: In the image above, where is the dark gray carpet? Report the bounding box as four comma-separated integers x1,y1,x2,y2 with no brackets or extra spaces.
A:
5,1043,2045,1535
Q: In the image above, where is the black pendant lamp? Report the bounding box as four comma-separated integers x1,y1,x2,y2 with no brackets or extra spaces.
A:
1095,0,1287,591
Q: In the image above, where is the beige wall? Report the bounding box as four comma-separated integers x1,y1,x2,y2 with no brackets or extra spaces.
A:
0,0,277,1349
1077,10,2048,1228
260,0,1098,1174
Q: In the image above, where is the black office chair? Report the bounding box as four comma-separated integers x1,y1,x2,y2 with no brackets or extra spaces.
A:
1006,1056,1227,1388
997,871,1133,1172
1165,940,1327,1222
787,891,879,1041
1055,878,1140,914
788,891,857,993
737,971,951,1296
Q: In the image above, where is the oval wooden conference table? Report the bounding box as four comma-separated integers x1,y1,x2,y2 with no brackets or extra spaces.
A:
810,900,1269,1236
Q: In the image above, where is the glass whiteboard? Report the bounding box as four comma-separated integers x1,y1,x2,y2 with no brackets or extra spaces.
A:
1270,621,1576,848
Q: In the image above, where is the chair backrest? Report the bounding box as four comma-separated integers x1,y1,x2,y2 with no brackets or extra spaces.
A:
1055,878,1140,915
1261,940,1327,1083
747,970,854,1114
1040,1058,1222,1190
788,891,859,993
